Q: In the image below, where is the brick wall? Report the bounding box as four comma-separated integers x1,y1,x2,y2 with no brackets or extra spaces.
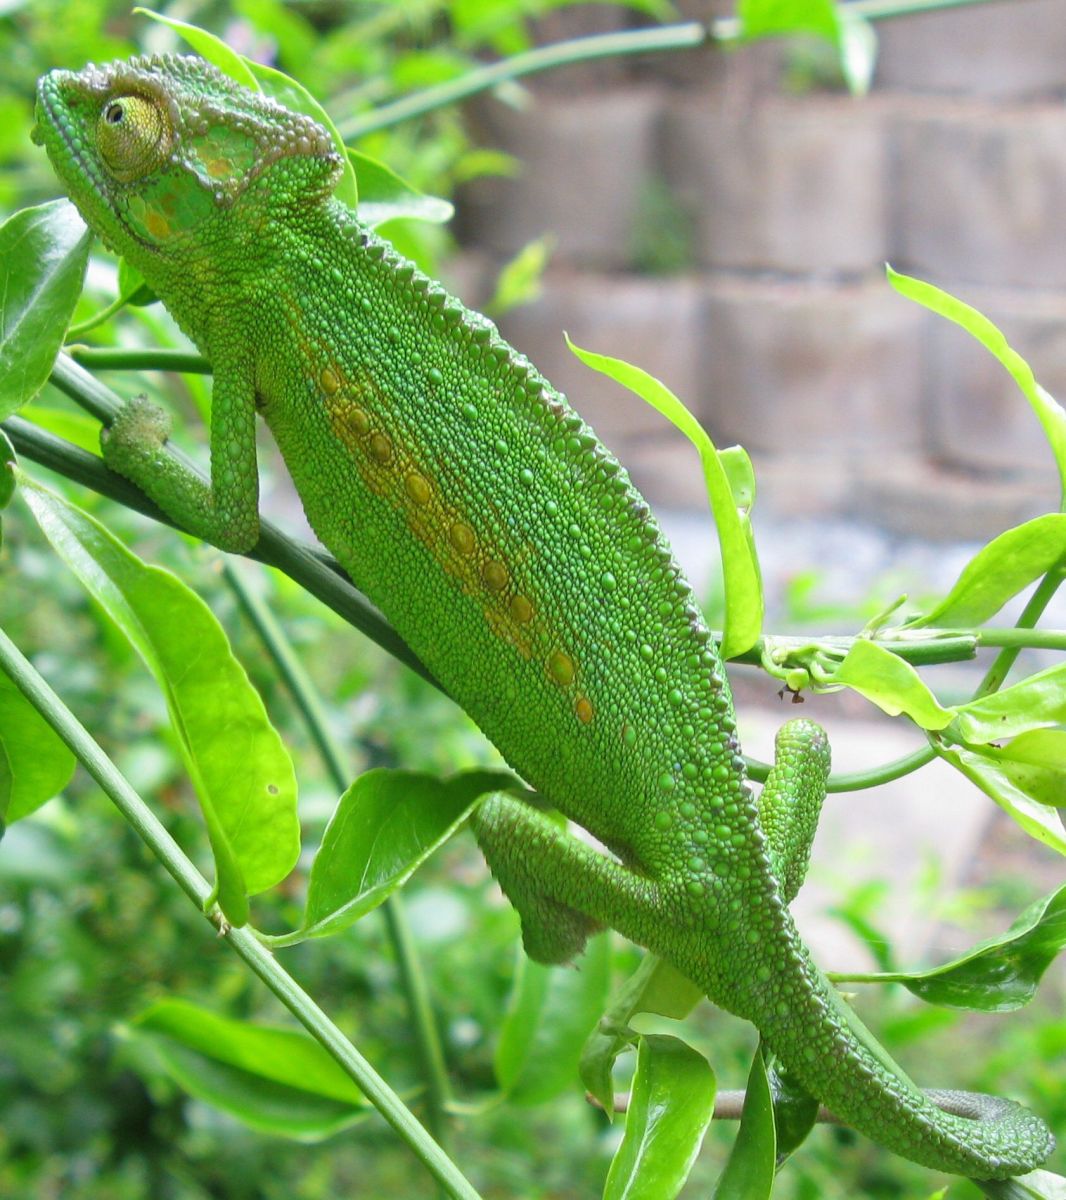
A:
453,0,1066,538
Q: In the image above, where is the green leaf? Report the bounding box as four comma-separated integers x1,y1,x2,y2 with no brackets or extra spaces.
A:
953,662,1066,743
910,514,1066,628
0,672,76,823
938,741,1066,856
766,1058,818,1160
836,11,878,96
117,259,157,307
496,932,611,1106
20,404,102,455
303,768,516,938
712,1045,776,1200
580,954,704,1116
20,478,299,922
132,998,366,1139
0,200,91,420
888,267,1066,510
248,62,357,210
603,1034,716,1200
737,0,840,41
134,8,260,91
840,884,1066,1012
976,1169,1066,1200
0,427,15,510
348,150,453,229
566,339,763,658
832,638,954,730
485,235,553,317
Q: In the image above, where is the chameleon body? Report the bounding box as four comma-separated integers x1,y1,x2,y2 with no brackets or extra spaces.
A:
34,56,1053,1178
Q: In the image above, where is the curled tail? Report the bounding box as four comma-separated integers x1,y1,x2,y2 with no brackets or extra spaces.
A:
752,928,1054,1179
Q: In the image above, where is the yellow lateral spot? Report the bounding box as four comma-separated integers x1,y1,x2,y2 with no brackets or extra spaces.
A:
510,594,534,624
348,407,370,435
549,651,576,687
145,210,171,240
449,522,475,556
575,696,594,724
405,472,432,505
370,433,393,464
482,560,509,591
321,366,340,395
206,157,232,179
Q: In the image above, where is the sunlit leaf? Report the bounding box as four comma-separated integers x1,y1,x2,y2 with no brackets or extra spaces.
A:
566,339,762,658
832,639,953,730
496,933,611,1106
0,672,76,823
349,150,452,228
938,742,1066,857
603,1034,716,1200
134,8,259,89
0,200,91,420
712,1045,776,1199
953,663,1066,743
910,515,1066,628
485,234,553,316
975,1168,1066,1200
21,478,299,923
303,768,517,937
888,268,1066,509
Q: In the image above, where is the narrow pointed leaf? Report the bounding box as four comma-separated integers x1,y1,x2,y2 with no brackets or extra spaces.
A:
496,933,611,1106
888,267,1066,507
134,8,259,90
0,200,91,419
976,1169,1066,1200
603,1034,716,1200
911,514,1066,628
767,1057,819,1160
20,478,299,919
132,999,365,1139
0,672,76,823
713,1045,776,1200
566,338,762,657
303,768,517,938
832,638,953,729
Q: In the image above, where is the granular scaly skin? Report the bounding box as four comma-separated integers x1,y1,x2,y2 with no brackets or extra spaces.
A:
34,56,1054,1178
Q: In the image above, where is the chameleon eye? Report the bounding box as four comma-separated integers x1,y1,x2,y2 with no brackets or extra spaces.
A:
96,93,169,183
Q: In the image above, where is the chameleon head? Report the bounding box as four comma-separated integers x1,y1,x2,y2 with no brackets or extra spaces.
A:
34,55,342,263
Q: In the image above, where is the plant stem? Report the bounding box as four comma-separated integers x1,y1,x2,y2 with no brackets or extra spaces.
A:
69,346,212,374
222,562,454,1147
336,23,707,139
973,565,1066,699
745,743,936,791
0,627,483,1200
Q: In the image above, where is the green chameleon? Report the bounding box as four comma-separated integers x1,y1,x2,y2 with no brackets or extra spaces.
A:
34,55,1054,1179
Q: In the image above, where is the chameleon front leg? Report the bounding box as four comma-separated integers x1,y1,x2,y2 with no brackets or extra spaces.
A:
757,718,831,905
471,793,660,965
101,355,261,553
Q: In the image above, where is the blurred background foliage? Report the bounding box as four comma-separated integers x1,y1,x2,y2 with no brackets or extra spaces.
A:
1,1,1064,1197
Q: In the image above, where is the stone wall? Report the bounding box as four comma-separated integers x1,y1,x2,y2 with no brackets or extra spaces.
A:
453,0,1066,538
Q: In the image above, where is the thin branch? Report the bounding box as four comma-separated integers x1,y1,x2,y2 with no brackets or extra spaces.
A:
0,627,483,1200
223,562,455,1147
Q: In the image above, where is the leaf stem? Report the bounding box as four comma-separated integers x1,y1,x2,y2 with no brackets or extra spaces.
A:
0,627,483,1200
222,561,455,1146
973,564,1066,699
745,743,936,791
69,345,212,374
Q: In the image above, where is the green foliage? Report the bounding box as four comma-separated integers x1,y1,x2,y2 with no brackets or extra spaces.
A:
2,3,1066,1198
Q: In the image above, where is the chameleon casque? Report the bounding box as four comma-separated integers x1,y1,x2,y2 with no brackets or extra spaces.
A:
34,55,1055,1178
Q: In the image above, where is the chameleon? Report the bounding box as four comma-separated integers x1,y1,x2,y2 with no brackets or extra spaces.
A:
33,55,1054,1179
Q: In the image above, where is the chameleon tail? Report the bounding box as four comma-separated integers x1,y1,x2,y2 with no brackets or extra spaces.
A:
740,920,1055,1179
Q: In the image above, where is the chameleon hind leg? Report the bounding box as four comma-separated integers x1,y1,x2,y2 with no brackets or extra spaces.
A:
471,793,659,965
757,718,831,904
